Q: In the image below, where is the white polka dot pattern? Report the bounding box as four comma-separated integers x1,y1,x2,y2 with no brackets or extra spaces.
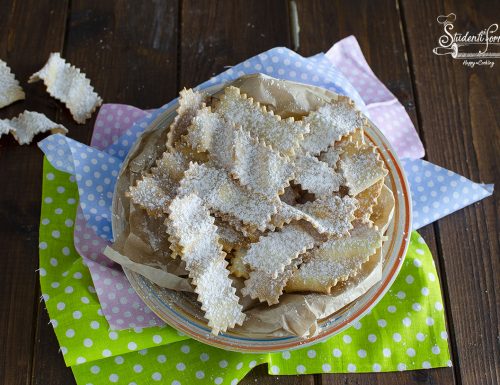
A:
73,207,163,329
402,158,493,230
39,134,122,240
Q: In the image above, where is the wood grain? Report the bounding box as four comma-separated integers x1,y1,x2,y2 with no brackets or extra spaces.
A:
295,0,457,384
319,369,455,385
401,0,500,384
31,306,75,385
179,0,291,89
29,1,179,383
0,2,69,385
53,0,180,147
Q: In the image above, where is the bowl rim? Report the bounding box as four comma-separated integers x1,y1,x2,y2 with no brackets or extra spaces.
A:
118,76,412,352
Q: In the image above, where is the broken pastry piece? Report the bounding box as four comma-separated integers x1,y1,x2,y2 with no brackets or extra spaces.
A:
0,59,25,109
183,106,235,170
167,88,207,150
370,184,395,233
29,53,102,123
0,111,67,145
228,249,251,279
338,140,388,196
293,153,344,196
300,96,367,155
242,222,316,279
242,254,304,305
128,148,189,217
128,175,173,217
353,178,385,225
215,217,246,252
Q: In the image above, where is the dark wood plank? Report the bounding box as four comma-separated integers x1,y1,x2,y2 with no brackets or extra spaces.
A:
54,0,180,147
179,1,314,384
30,1,179,384
296,1,457,384
179,0,292,89
401,1,500,385
31,306,75,385
247,364,315,385
0,2,69,385
319,369,454,385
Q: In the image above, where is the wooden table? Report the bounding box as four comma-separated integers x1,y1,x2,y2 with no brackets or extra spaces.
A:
1,1,498,384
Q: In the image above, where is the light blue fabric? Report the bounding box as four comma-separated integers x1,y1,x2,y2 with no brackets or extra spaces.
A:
402,159,493,229
39,134,122,240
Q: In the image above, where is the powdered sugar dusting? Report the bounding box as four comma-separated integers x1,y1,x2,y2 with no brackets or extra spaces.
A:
183,106,235,170
167,88,206,149
129,147,189,216
232,127,294,199
166,194,245,334
293,154,344,196
0,59,25,108
242,255,303,305
297,195,357,237
128,175,173,216
242,223,315,278
178,162,278,230
300,96,365,155
319,146,343,169
1,111,67,145
28,53,102,124
338,141,388,196
286,223,384,293
215,86,309,156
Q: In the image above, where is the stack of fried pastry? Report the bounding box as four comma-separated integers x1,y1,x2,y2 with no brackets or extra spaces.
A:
127,85,392,335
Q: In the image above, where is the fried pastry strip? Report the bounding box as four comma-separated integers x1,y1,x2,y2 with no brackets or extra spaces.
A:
293,154,344,196
0,60,25,109
215,86,309,156
338,141,388,196
242,255,304,305
242,223,315,278
353,178,385,224
166,194,245,334
166,88,206,150
178,162,278,230
300,96,366,155
128,149,189,216
29,53,102,123
286,223,384,294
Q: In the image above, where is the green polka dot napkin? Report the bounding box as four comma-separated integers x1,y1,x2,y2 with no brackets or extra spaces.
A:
39,158,451,384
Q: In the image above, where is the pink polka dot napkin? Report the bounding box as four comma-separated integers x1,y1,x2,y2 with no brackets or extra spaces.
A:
326,36,425,159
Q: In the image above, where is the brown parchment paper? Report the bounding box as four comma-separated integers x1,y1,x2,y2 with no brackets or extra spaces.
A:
109,74,391,338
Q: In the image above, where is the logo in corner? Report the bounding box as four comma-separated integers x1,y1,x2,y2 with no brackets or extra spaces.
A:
433,13,499,68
